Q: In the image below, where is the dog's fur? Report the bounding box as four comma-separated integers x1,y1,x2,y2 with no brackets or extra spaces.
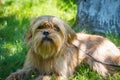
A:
6,16,120,80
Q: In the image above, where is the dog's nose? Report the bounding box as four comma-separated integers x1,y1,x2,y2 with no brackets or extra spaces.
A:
43,31,50,36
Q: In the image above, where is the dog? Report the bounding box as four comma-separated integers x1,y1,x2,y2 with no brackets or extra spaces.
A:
6,16,120,80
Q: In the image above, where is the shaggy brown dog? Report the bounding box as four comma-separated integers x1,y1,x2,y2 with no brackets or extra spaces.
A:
6,16,120,80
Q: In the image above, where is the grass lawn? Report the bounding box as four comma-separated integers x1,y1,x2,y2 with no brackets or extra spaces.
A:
0,0,120,80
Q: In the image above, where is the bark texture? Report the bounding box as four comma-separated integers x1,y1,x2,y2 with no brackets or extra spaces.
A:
76,0,120,35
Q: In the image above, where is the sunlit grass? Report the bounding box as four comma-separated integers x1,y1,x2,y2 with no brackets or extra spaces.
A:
2,43,17,55
2,0,77,25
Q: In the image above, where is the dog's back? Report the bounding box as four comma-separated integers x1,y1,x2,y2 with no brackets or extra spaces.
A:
73,33,120,77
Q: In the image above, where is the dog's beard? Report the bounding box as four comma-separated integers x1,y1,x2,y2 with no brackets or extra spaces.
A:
33,33,63,59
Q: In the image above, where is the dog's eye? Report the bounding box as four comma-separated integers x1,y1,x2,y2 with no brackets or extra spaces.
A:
37,26,43,29
54,25,60,32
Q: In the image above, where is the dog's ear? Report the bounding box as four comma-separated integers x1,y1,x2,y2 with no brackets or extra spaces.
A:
25,18,38,46
25,27,32,46
63,22,77,44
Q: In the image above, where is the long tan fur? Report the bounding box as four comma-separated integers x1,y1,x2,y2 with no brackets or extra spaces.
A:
6,16,120,80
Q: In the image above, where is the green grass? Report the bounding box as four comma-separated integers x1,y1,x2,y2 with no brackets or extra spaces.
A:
0,0,120,80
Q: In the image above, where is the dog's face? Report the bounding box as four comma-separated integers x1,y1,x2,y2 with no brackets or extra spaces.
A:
26,16,76,59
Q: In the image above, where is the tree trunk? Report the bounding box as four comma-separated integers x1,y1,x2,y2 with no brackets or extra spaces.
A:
75,0,120,35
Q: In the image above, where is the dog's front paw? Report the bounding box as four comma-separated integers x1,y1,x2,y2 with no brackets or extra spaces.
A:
6,70,26,80
35,75,51,80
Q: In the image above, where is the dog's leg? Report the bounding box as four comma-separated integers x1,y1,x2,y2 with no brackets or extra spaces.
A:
35,75,51,80
35,75,68,80
6,68,35,80
91,62,109,76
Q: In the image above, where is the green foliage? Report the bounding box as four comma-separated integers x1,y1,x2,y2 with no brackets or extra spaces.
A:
0,0,120,80
2,0,77,25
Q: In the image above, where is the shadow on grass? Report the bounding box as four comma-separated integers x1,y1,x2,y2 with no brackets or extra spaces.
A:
0,15,30,79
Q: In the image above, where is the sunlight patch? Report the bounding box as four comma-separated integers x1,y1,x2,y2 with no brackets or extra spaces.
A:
2,43,16,55
2,42,22,56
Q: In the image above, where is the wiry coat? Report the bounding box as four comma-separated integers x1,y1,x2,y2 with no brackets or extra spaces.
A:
6,16,120,80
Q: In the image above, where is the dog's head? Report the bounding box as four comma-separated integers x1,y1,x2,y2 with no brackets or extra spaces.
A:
26,16,76,59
